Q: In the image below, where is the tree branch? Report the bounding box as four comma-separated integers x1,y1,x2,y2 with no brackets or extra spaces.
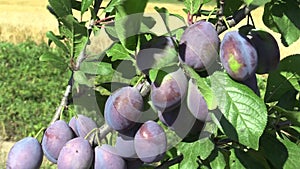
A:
50,71,74,125
217,5,254,34
216,0,225,28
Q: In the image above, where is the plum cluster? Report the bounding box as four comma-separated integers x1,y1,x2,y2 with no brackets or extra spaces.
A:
41,116,97,168
6,20,280,168
102,74,210,166
219,28,280,95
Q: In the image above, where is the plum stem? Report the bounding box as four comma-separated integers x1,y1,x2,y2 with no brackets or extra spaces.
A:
134,75,146,88
84,127,99,140
222,16,230,30
206,7,218,22
34,127,46,140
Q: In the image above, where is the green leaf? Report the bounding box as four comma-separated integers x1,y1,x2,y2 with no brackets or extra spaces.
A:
149,66,178,83
80,61,114,75
154,7,169,25
115,0,148,51
104,23,118,40
74,70,93,87
233,148,271,169
71,0,81,11
222,0,243,17
265,55,300,103
106,43,132,61
243,0,271,7
149,69,159,83
39,52,68,70
184,0,201,15
175,28,185,41
140,16,156,33
280,138,300,169
263,0,300,46
178,138,215,169
211,71,267,150
181,64,217,110
81,0,93,16
59,15,89,58
210,151,227,169
49,0,72,18
280,72,300,92
229,149,245,169
273,106,300,126
46,31,69,53
104,0,124,13
259,133,288,169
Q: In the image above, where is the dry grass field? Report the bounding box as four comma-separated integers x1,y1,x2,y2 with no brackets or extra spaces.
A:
0,0,299,167
0,0,299,55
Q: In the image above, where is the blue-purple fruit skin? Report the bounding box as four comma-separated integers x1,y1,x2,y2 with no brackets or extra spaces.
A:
151,69,187,112
158,103,203,139
179,21,220,71
57,137,94,169
115,134,137,160
42,120,75,163
220,31,258,81
94,144,127,169
134,120,167,163
239,74,260,97
6,137,43,169
104,86,143,131
68,116,79,136
187,79,209,121
249,29,280,74
76,114,98,138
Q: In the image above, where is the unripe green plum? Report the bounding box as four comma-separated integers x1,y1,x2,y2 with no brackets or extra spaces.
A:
248,29,280,74
179,21,220,71
220,31,258,81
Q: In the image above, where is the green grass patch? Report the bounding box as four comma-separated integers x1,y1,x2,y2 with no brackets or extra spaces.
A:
149,0,184,4
0,40,69,141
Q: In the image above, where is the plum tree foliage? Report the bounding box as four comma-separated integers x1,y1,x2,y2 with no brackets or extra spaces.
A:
6,0,300,168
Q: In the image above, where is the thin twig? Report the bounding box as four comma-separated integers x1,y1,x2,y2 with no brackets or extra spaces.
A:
155,154,184,169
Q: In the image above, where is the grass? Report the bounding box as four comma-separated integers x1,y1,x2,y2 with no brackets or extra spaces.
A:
0,0,299,167
0,40,69,167
0,0,299,56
